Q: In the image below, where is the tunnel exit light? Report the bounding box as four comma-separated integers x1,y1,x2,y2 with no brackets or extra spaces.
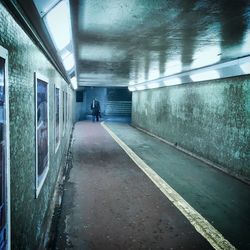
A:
190,70,220,82
44,0,71,51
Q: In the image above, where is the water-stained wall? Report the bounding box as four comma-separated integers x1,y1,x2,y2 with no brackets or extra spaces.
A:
0,3,75,249
132,76,250,179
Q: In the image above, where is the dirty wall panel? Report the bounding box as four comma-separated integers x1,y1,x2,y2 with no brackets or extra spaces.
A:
132,76,250,179
0,3,74,250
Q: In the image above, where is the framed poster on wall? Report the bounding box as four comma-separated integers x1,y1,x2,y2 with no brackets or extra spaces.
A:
35,73,49,197
0,45,10,250
55,87,60,151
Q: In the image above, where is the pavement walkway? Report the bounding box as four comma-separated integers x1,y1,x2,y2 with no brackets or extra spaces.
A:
54,121,250,250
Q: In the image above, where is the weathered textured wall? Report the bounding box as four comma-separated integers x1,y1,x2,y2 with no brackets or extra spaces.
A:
0,3,75,250
132,76,250,179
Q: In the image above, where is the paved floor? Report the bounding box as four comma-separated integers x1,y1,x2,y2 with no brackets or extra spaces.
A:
104,122,250,250
54,121,214,250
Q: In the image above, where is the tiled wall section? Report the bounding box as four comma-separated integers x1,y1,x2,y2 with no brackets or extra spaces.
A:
0,3,75,249
132,76,250,179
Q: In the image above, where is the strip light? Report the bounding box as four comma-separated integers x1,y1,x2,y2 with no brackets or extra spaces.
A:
240,62,250,74
44,1,71,51
128,56,250,92
147,82,160,89
136,85,146,91
70,76,77,89
190,70,220,82
128,86,136,91
164,77,181,86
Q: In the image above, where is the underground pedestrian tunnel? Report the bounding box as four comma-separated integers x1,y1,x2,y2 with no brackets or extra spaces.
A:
0,0,250,249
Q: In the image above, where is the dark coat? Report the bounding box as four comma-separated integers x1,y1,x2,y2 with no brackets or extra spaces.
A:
91,100,100,115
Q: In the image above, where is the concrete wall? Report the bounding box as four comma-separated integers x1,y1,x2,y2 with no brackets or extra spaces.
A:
0,3,75,249
132,75,250,179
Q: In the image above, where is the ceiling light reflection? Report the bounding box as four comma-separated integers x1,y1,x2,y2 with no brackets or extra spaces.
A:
192,46,221,69
165,60,182,76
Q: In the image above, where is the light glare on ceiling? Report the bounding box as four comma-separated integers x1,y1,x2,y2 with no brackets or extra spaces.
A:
165,59,182,76
191,46,221,69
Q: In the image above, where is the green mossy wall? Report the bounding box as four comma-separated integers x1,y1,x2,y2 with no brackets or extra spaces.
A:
132,76,250,179
0,3,75,249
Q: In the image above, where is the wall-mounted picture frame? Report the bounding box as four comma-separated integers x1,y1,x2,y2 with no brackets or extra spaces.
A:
34,72,49,198
0,45,10,250
55,87,60,152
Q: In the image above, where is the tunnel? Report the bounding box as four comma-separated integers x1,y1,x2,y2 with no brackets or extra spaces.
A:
0,0,250,249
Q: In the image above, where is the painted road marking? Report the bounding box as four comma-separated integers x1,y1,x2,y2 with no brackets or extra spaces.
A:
101,122,236,250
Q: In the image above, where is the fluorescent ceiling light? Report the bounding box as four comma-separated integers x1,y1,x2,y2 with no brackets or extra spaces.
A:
190,70,220,82
147,82,160,89
128,81,136,86
71,76,77,89
164,77,181,86
240,62,250,74
136,85,146,91
44,0,71,51
63,53,75,71
79,73,114,79
128,86,136,91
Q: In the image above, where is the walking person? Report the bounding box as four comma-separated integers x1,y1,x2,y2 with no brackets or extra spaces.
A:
90,98,101,122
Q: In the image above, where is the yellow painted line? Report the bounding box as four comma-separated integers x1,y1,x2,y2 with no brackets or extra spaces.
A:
101,122,236,250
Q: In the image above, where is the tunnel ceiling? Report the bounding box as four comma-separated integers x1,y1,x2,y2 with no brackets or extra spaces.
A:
18,0,250,87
